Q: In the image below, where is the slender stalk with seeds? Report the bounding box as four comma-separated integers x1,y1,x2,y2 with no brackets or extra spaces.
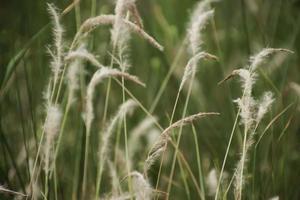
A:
95,100,137,200
144,112,219,177
43,105,62,198
164,4,216,198
29,4,65,198
73,15,163,52
215,48,293,200
82,67,144,198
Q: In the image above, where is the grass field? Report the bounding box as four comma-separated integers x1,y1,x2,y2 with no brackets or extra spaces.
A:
0,0,300,199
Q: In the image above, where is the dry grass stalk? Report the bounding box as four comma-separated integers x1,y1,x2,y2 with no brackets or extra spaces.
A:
230,47,292,200
249,48,293,71
65,48,104,68
0,185,27,197
144,112,219,175
179,52,218,91
74,15,163,51
129,116,157,158
98,100,137,177
85,67,145,135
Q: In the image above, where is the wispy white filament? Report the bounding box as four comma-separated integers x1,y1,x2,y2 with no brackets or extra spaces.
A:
179,52,217,91
99,100,137,169
232,69,257,128
47,3,64,83
44,104,62,174
249,48,293,71
85,67,144,136
255,91,274,123
65,48,104,68
188,9,214,55
130,171,153,200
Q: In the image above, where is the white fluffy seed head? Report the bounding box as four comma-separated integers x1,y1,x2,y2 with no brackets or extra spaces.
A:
233,97,256,128
232,69,256,98
187,0,220,54
112,0,131,67
249,48,293,71
232,69,257,127
65,48,104,68
43,104,62,174
85,67,144,135
129,116,157,157
179,52,218,91
256,91,274,123
188,9,214,55
66,46,103,105
206,169,218,196
47,3,64,83
100,99,137,162
144,112,219,176
44,104,62,139
75,14,163,51
66,60,81,105
130,171,153,200
107,160,121,196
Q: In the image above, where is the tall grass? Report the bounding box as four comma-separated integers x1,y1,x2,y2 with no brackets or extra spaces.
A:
1,0,299,200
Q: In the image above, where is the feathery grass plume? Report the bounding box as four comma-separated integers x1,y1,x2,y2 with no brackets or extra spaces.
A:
47,3,64,84
95,100,137,199
207,169,228,197
188,9,214,55
255,92,274,123
179,52,218,91
74,15,163,51
111,0,144,71
206,169,218,196
144,112,219,175
232,69,257,200
233,88,274,200
85,67,144,135
107,160,122,197
97,100,137,179
249,48,293,71
66,46,104,105
66,59,82,105
229,48,291,199
0,185,27,197
65,48,104,68
43,104,62,175
128,171,153,200
232,69,257,128
83,68,143,198
128,116,157,158
111,0,131,48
